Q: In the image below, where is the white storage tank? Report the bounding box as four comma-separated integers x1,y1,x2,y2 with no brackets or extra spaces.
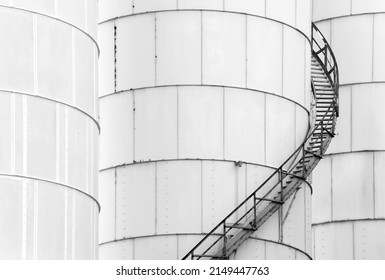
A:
312,0,385,259
0,0,99,259
98,0,313,260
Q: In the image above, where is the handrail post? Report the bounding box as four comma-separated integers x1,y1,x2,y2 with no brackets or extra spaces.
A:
253,193,257,228
320,121,324,154
302,144,306,177
278,167,284,242
222,221,227,259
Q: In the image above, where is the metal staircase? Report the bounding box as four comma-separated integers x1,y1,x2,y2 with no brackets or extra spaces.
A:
182,23,339,260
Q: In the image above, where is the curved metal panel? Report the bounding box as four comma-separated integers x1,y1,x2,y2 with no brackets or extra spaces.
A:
224,88,265,163
352,84,385,151
352,0,385,14
116,163,156,239
156,12,201,85
373,14,385,81
135,87,178,161
313,0,351,22
0,8,34,93
178,87,223,159
116,15,155,91
202,11,246,88
332,153,374,220
225,0,265,16
99,93,133,169
331,15,373,85
265,95,296,167
313,222,354,260
178,0,222,10
247,16,283,96
99,169,116,244
156,161,202,234
266,0,296,28
283,26,306,107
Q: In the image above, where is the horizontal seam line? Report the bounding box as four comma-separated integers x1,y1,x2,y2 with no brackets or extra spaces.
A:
0,4,100,56
0,89,100,132
0,173,101,212
98,8,311,44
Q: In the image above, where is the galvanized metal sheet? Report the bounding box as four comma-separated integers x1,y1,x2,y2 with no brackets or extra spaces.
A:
38,16,73,103
245,164,276,196
0,8,34,93
13,0,55,16
352,84,385,151
115,163,156,239
202,11,246,88
326,86,351,154
353,220,385,260
99,239,134,260
74,192,95,259
265,95,296,167
0,93,11,173
225,0,265,16
99,169,116,244
134,0,177,14
313,222,354,260
99,93,133,169
156,12,201,86
233,238,266,260
304,43,312,112
156,161,201,234
178,87,223,159
312,157,332,223
283,26,306,107
201,161,237,232
27,97,56,181
247,16,283,96
266,0,296,28
265,241,296,260
255,210,279,242
331,15,373,84
374,15,385,81
98,22,115,97
59,0,85,29
134,87,178,161
313,0,351,22
116,15,155,91
282,186,306,252
374,152,385,218
178,0,223,10
75,30,96,118
68,110,87,190
296,0,312,38
332,153,374,220
295,105,309,148
134,235,178,260
99,0,133,22
224,88,264,163
352,0,385,14
37,181,65,259
0,178,23,259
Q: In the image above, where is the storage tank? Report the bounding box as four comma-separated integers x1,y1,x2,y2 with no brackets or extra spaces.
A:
0,0,99,259
312,0,385,259
98,0,313,260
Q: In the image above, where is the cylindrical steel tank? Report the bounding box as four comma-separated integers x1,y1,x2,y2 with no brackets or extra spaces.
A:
98,0,313,260
0,0,99,259
312,0,385,259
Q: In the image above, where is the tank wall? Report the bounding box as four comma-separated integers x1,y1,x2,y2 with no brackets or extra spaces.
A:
312,0,385,260
99,162,312,259
99,0,312,260
0,2,98,259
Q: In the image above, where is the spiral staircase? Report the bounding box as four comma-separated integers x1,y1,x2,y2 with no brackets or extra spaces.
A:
182,24,339,260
